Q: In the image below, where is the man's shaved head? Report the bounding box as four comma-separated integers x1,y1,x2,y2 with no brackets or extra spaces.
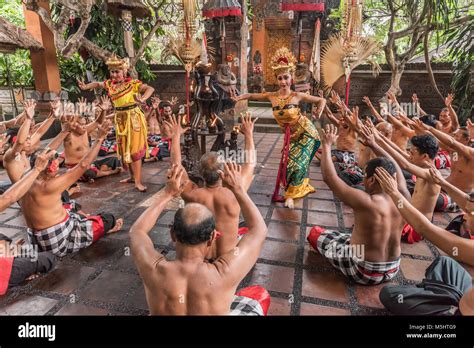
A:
199,152,223,186
172,203,216,245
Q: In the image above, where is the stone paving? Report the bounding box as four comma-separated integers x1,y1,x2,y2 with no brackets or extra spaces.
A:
0,131,472,316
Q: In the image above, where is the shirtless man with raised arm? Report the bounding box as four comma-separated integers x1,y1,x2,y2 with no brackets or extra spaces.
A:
130,162,270,315
0,148,56,211
374,166,473,316
22,121,123,257
63,96,122,183
166,113,257,260
372,126,442,243
307,124,409,285
3,100,69,184
411,120,473,213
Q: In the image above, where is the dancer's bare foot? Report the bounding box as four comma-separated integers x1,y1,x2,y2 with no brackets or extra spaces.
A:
67,184,81,196
135,183,147,192
120,177,134,184
107,218,123,234
284,198,295,209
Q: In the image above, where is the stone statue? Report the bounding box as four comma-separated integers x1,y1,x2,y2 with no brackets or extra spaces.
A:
213,64,238,115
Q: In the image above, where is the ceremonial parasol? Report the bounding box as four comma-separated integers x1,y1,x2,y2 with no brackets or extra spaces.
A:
202,0,242,59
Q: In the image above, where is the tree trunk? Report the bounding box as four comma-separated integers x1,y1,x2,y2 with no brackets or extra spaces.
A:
389,63,404,96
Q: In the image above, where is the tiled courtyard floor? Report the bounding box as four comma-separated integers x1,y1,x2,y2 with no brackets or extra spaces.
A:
0,131,472,316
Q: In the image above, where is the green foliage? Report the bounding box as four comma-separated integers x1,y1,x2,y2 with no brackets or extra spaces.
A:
444,14,473,124
0,0,159,90
0,51,34,86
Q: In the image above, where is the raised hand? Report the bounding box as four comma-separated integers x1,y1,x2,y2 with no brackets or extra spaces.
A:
239,112,257,137
358,124,377,147
165,164,186,197
218,161,243,192
444,93,454,107
60,115,75,132
231,95,242,103
98,96,112,111
22,99,37,120
412,118,429,134
34,148,57,172
77,97,88,115
163,115,190,138
97,120,111,139
50,99,62,118
374,167,398,196
170,96,179,106
77,79,87,91
362,96,373,107
350,106,362,130
151,96,161,109
329,90,342,106
321,124,339,147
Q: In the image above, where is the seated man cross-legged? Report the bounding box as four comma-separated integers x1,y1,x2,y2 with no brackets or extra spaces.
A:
130,162,270,315
22,121,123,257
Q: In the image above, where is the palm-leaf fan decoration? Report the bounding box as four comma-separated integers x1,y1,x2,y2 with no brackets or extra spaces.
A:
320,0,380,93
320,33,379,90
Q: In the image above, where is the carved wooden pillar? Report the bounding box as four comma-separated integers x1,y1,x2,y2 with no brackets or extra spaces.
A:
23,1,61,96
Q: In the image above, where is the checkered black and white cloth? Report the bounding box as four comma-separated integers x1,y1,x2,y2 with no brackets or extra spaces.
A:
317,230,400,285
27,211,103,257
121,19,133,32
229,295,264,316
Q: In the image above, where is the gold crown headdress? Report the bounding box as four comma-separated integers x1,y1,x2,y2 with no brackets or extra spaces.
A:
105,54,129,71
271,47,297,76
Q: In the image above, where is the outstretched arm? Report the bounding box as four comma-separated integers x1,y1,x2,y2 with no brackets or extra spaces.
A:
77,79,104,91
30,100,62,146
427,165,470,211
0,149,56,212
86,96,110,133
215,162,267,284
376,168,474,267
233,93,270,102
130,164,186,284
323,105,341,126
320,124,372,209
4,100,35,160
444,93,460,131
359,124,411,200
239,112,257,192
426,122,473,158
43,122,110,193
376,133,429,179
412,93,427,116
387,114,416,138
165,115,195,197
362,96,385,123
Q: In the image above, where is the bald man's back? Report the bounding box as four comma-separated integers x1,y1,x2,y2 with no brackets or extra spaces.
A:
182,186,241,259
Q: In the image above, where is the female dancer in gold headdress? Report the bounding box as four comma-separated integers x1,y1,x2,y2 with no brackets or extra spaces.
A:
234,47,326,208
78,55,154,192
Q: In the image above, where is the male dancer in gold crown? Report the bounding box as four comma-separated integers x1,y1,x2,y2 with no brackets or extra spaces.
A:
78,54,154,192
234,47,326,208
